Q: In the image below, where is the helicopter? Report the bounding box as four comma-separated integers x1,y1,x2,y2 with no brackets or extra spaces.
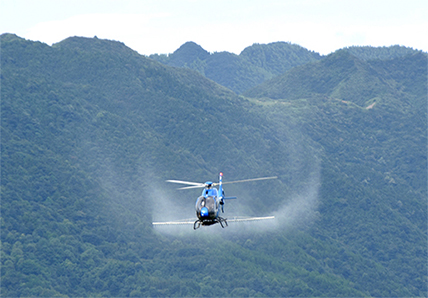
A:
153,172,277,230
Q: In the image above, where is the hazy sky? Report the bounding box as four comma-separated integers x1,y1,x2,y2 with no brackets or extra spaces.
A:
1,0,427,55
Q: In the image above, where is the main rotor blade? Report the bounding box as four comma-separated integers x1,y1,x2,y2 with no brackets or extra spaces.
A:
166,179,204,186
218,176,278,186
177,185,206,190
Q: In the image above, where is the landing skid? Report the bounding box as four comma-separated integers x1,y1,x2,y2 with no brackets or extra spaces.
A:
193,217,228,230
218,217,228,228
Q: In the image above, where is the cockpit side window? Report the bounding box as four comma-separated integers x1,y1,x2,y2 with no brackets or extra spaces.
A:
195,196,203,210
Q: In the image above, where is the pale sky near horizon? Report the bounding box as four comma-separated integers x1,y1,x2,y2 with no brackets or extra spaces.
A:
1,0,427,56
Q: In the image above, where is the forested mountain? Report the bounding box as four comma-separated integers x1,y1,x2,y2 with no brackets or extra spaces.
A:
1,33,427,297
244,49,427,296
149,41,321,94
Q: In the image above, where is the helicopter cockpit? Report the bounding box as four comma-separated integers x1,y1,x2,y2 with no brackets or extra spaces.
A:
195,195,217,219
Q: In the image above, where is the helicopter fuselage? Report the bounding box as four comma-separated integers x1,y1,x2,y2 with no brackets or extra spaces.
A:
193,178,228,229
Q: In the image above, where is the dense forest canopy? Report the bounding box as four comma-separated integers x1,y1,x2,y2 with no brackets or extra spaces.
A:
1,33,427,297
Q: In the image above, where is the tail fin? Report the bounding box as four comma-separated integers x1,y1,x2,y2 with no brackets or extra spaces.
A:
218,172,223,196
219,173,224,212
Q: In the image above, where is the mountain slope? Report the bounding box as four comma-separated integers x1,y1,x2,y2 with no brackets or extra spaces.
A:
1,34,426,297
244,49,427,294
245,49,427,106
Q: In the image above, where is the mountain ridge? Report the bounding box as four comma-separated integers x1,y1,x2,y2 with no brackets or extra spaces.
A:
150,41,322,94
